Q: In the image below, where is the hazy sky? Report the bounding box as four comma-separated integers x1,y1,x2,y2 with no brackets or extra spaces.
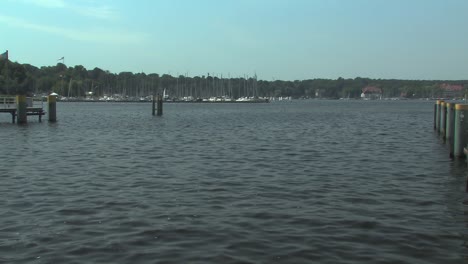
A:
1,0,467,81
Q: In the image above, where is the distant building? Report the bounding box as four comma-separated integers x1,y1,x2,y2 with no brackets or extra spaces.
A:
361,86,382,100
315,89,321,98
440,83,464,99
86,91,94,100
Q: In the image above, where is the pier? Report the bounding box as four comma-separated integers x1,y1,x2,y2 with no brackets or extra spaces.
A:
0,96,46,123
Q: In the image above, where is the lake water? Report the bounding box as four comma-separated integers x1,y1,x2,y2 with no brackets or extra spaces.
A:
1,100,467,263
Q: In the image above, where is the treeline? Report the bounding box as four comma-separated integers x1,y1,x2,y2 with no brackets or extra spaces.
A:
0,59,467,99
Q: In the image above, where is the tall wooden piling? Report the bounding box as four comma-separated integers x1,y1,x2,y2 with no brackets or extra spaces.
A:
157,94,163,116
446,103,456,157
152,95,156,116
453,104,468,158
16,95,27,124
48,94,57,122
440,101,447,137
435,100,443,132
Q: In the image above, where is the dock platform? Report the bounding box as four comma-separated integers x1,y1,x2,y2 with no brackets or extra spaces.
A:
0,96,46,123
0,107,45,123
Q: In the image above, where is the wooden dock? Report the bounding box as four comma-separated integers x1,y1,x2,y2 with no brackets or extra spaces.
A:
0,96,45,123
0,107,45,123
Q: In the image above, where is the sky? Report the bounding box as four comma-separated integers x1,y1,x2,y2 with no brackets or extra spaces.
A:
1,0,468,81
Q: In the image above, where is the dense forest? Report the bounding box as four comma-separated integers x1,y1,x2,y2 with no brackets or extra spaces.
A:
0,59,467,99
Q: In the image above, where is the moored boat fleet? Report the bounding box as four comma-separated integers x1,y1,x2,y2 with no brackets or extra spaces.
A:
58,94,282,103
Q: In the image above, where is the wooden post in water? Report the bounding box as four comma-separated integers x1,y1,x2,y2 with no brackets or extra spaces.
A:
152,94,156,116
48,94,57,122
157,93,163,116
16,95,27,124
446,103,456,157
435,100,443,132
440,101,447,137
453,104,468,158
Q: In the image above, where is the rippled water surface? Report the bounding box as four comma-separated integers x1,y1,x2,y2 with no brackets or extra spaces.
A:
1,100,468,263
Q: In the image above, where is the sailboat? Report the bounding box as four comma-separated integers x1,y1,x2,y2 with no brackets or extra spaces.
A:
67,78,72,99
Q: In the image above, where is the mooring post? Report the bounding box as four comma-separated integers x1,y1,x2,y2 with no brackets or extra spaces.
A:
446,103,456,157
440,101,447,137
48,94,57,122
16,95,27,124
453,104,468,158
435,100,443,132
157,93,163,116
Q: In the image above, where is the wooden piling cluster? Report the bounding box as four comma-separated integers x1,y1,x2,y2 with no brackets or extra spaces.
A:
152,94,163,116
48,94,57,122
435,100,468,158
16,95,27,124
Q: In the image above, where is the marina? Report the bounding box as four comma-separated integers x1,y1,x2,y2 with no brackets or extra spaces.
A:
58,95,274,103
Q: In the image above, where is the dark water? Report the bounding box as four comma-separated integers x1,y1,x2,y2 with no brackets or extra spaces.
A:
1,100,468,263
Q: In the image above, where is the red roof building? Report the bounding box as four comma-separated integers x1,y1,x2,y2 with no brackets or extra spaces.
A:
440,83,464,98
440,83,463,92
361,86,382,99
362,86,382,94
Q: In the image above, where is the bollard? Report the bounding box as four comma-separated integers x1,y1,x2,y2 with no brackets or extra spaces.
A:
48,94,57,122
453,104,468,158
152,95,156,116
440,101,447,137
16,95,27,124
435,100,443,132
157,94,163,116
446,103,455,157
